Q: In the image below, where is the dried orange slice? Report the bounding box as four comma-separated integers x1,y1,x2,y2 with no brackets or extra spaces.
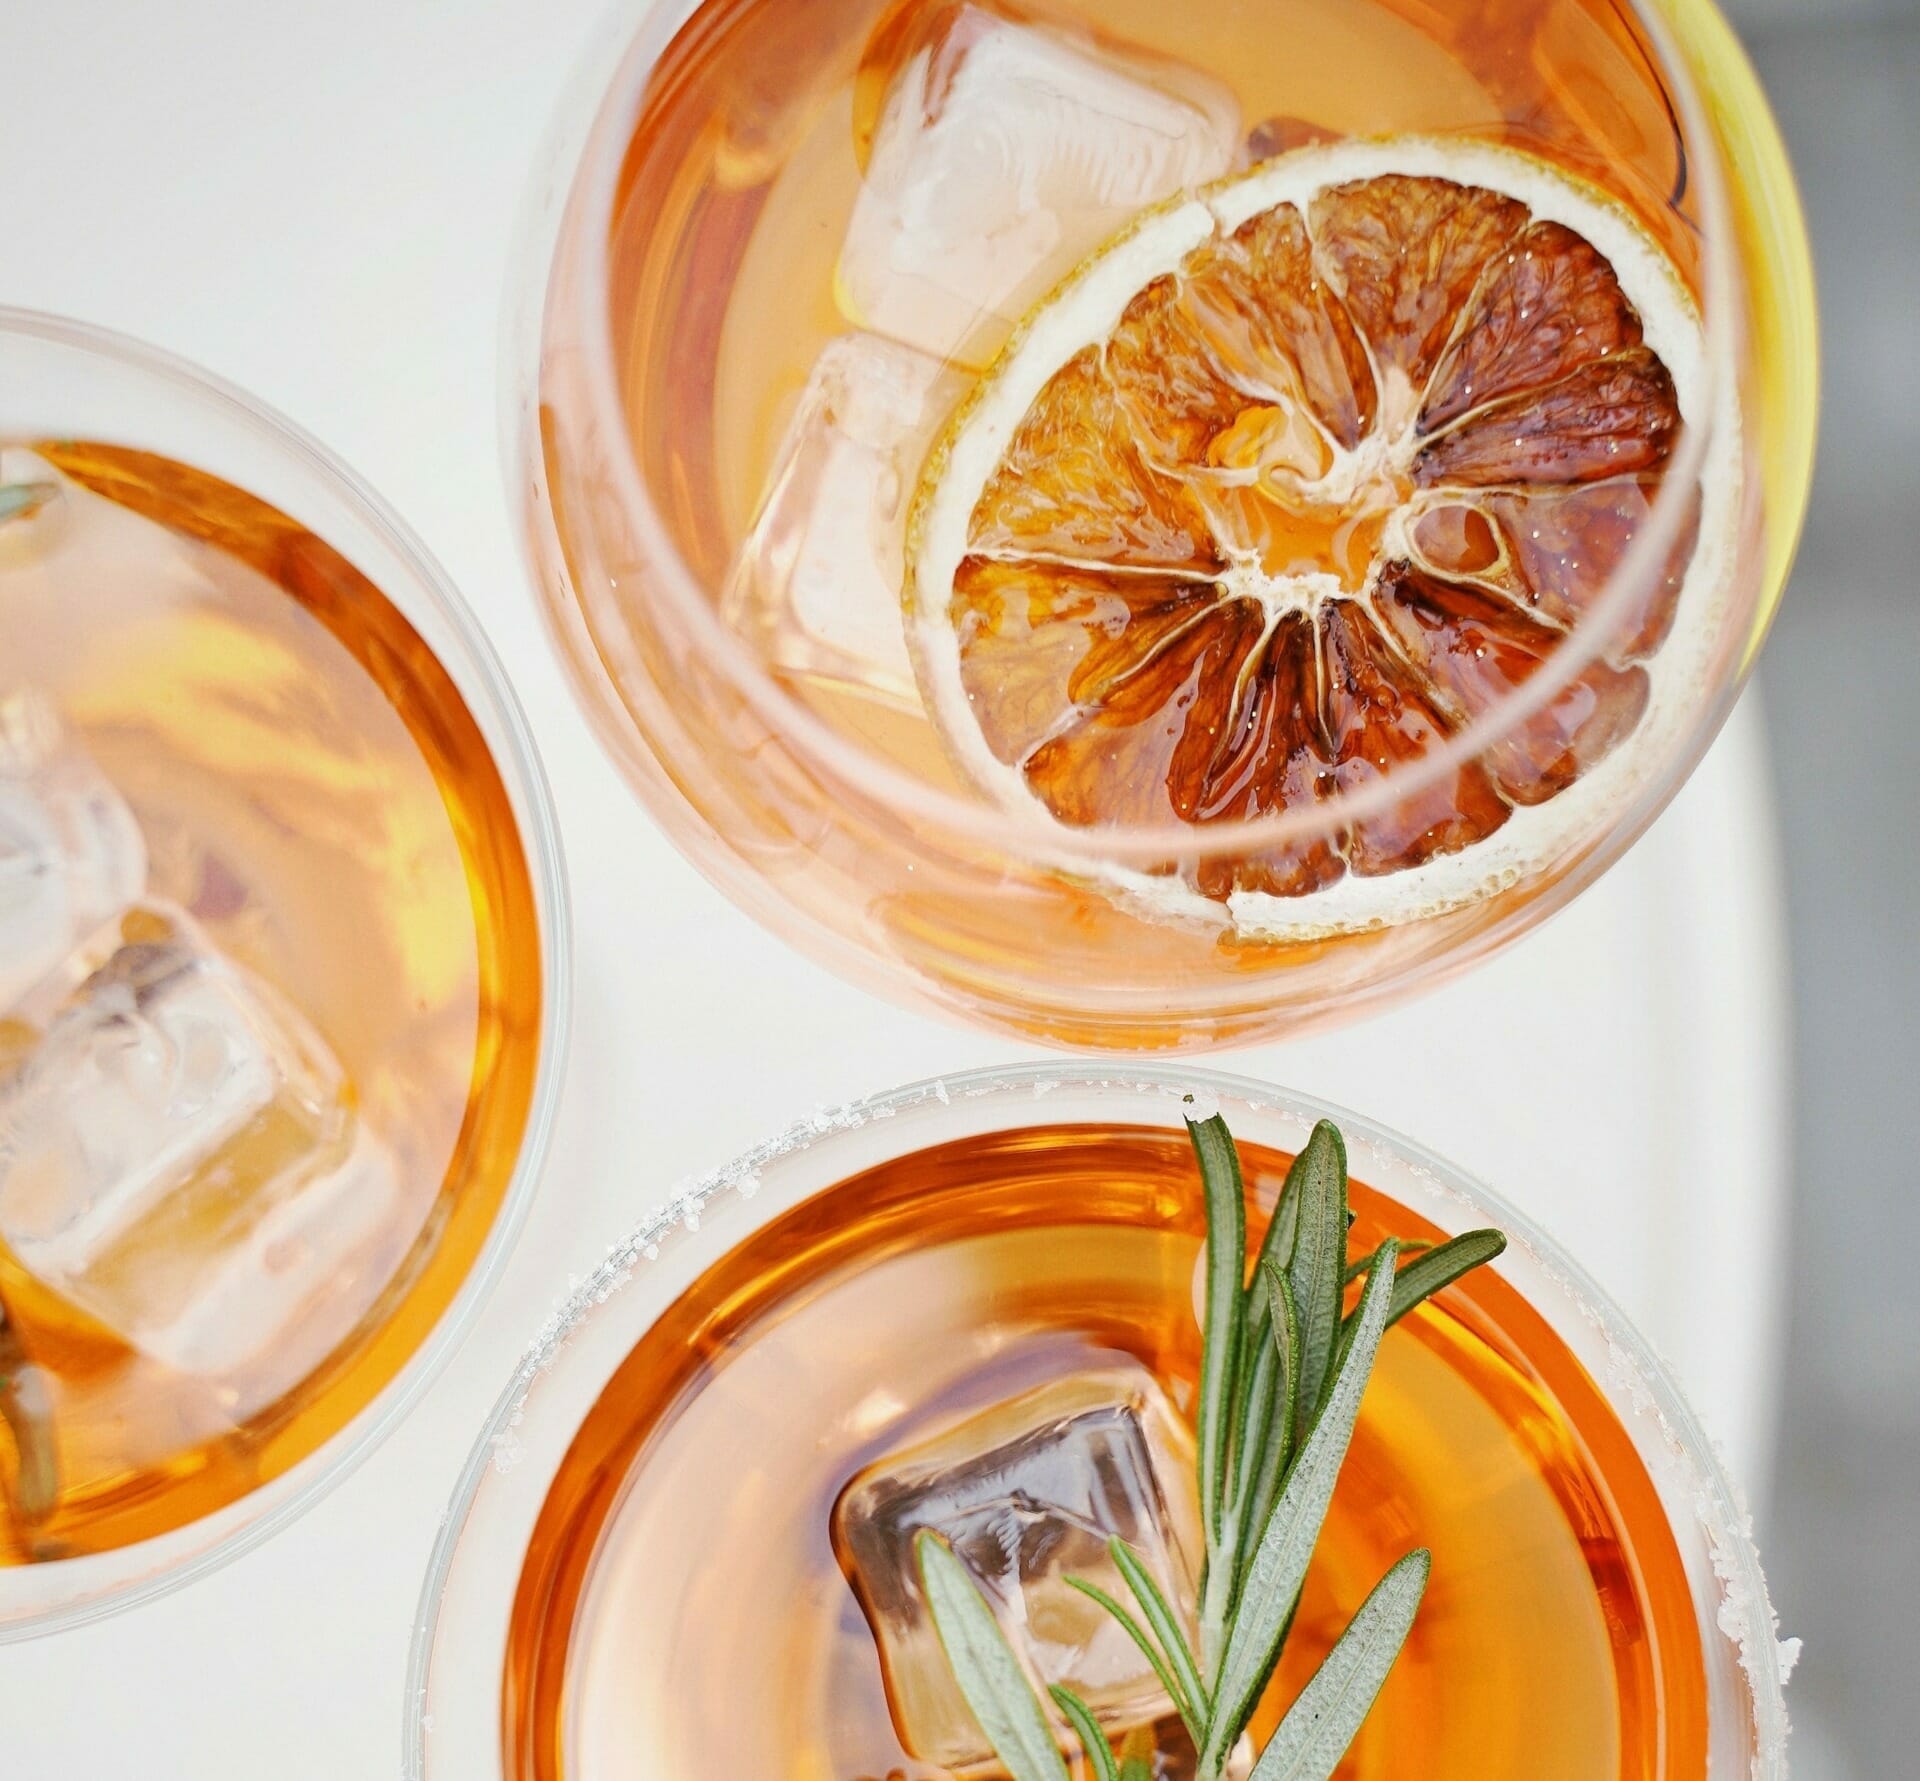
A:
905,139,1736,935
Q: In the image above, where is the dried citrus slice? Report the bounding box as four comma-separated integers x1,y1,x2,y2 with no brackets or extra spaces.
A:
904,138,1737,936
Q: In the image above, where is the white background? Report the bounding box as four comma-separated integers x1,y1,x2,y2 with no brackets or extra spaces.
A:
0,3,1791,1774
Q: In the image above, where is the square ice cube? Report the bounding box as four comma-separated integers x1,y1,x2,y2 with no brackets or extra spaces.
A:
0,690,147,1012
838,5,1241,367
833,1363,1203,1769
724,333,966,707
0,902,413,1396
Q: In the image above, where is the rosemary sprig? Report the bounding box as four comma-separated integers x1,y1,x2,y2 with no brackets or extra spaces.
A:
917,1109,1506,1781
917,1532,1068,1781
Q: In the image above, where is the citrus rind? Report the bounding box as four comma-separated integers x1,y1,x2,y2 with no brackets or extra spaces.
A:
904,136,1740,941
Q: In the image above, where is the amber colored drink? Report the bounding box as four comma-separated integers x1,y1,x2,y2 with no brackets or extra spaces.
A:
0,444,543,1561
502,1126,1704,1779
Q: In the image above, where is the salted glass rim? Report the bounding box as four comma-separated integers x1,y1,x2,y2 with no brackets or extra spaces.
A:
404,1059,1788,1776
0,304,574,1639
550,0,1744,868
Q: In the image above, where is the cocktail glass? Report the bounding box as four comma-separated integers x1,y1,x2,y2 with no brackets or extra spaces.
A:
512,0,1815,1049
0,310,570,1636
406,1063,1789,1778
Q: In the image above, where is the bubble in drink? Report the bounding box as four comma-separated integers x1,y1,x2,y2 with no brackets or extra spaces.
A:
723,333,967,706
831,1364,1202,1769
0,902,421,1408
837,3,1242,367
0,691,148,1013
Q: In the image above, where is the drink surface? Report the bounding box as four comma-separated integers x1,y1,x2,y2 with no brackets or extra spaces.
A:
606,0,1705,781
505,1126,1706,1777
0,444,542,1560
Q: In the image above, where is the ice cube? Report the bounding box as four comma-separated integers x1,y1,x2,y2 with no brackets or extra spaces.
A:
838,5,1242,367
832,1363,1203,1769
0,691,148,1012
725,333,966,706
0,902,416,1402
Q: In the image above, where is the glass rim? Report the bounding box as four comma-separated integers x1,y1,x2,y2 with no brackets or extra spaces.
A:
543,0,1750,868
404,1058,1789,1776
0,303,574,1640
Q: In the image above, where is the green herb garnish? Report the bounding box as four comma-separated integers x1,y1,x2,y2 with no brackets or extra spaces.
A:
915,1108,1506,1781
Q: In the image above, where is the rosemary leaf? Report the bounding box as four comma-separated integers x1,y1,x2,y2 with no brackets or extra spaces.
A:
1235,1262,1301,1576
1218,1269,1298,1641
1049,1687,1120,1781
1342,1239,1433,1284
1201,1244,1399,1773
1241,1131,1317,1356
1210,1264,1298,1660
1225,1325,1274,1515
1065,1576,1204,1744
1188,1112,1247,1549
1262,1260,1300,1404
1109,1538,1208,1723
1227,1149,1312,1544
1283,1122,1349,1436
1249,1549,1430,1781
1384,1230,1507,1329
1267,1170,1304,1274
1205,1312,1267,1673
1220,1320,1276,1612
1221,1319,1268,1557
916,1531,1068,1781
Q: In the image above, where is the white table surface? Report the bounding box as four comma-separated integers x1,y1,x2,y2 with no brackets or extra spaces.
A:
0,2,1792,1774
